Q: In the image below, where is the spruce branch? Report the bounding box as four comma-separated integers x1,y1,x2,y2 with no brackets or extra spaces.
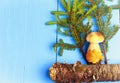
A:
46,21,57,25
53,39,77,56
57,26,71,36
93,1,120,64
46,0,93,63
61,0,68,11
51,11,67,16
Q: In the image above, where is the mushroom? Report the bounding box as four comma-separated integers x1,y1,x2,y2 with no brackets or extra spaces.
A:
86,32,104,64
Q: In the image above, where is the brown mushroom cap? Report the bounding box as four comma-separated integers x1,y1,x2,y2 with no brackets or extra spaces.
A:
86,32,104,43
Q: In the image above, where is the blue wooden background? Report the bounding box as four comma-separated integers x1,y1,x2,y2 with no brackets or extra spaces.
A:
0,0,120,83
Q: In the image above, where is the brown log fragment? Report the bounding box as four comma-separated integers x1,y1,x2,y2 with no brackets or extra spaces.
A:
49,61,120,82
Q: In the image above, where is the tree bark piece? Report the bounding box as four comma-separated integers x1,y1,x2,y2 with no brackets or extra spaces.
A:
49,61,120,82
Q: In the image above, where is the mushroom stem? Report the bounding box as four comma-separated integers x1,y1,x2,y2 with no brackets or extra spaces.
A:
86,43,104,64
88,43,101,52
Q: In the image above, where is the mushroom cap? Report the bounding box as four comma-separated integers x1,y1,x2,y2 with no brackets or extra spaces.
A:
86,32,104,43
